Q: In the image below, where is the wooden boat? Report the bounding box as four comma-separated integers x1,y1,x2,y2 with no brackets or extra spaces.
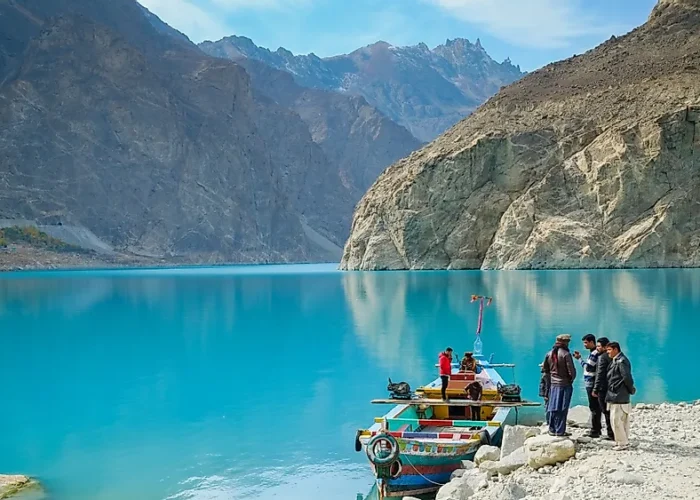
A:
355,296,539,498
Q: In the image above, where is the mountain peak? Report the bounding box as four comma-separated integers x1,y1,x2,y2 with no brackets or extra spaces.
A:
445,37,473,48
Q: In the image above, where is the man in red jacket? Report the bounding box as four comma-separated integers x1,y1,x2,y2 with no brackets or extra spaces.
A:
439,347,453,400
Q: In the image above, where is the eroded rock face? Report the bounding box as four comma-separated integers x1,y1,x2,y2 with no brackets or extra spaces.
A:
341,0,700,271
0,0,353,264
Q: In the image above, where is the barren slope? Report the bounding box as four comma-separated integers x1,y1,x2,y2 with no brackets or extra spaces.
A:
341,0,700,270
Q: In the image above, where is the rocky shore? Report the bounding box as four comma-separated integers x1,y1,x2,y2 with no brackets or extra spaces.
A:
0,244,157,271
0,475,39,499
407,401,700,500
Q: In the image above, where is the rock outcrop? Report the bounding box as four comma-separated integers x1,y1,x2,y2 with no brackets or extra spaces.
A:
341,0,700,271
200,37,524,142
0,475,38,499
0,0,353,264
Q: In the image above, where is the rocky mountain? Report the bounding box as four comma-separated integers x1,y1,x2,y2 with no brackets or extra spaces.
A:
200,37,524,142
0,0,354,263
341,0,700,271
206,55,423,195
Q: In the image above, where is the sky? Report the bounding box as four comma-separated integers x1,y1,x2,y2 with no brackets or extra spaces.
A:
138,0,659,71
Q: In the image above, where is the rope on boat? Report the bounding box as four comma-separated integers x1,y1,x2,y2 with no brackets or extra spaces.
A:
400,453,449,487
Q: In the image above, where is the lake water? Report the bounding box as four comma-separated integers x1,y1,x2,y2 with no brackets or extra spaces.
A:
2,265,700,499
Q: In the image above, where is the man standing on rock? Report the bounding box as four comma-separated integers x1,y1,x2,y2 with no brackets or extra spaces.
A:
592,337,614,440
439,347,453,401
542,334,577,436
573,334,602,438
605,341,636,450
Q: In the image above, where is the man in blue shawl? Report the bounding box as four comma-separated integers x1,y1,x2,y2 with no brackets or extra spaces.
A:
541,334,577,436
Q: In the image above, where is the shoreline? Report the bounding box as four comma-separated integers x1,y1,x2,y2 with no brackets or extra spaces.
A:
0,475,39,500
427,400,700,500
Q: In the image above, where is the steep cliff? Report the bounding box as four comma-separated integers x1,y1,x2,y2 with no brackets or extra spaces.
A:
341,0,700,270
0,0,351,263
216,57,422,194
200,37,524,142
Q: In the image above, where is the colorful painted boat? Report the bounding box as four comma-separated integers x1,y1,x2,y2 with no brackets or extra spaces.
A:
355,296,538,498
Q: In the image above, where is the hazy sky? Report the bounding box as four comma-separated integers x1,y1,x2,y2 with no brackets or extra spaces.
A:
139,0,659,71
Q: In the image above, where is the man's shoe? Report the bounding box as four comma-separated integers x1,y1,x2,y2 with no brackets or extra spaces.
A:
585,432,601,438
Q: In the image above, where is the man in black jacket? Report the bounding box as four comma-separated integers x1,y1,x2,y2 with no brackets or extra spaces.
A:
605,341,636,450
592,337,614,440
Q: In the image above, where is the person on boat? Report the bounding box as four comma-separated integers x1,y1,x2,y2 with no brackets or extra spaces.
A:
592,337,615,440
439,347,453,400
541,334,576,436
465,380,483,420
605,341,636,450
573,334,602,438
460,351,477,372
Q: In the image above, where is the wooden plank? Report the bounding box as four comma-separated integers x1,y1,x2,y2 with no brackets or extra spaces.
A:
370,398,541,407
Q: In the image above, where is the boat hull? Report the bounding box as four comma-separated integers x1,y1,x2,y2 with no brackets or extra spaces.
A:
372,426,504,497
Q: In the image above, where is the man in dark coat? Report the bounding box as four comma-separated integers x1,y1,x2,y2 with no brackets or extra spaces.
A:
605,341,636,450
541,334,577,436
592,337,614,440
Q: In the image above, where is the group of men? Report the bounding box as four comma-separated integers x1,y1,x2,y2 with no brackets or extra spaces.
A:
540,333,636,450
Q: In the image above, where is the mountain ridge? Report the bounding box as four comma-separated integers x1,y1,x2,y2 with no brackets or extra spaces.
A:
200,36,524,141
0,0,357,264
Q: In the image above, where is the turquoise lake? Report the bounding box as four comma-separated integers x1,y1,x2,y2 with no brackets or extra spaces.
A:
2,265,700,499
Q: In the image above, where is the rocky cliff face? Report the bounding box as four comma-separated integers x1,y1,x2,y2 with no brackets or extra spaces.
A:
213,56,423,195
0,0,354,263
341,0,700,270
200,37,524,142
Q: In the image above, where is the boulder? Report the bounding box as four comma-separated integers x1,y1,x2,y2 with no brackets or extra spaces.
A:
435,475,474,500
475,482,528,500
460,460,476,470
501,425,539,459
461,469,489,492
450,469,466,480
474,445,500,465
524,435,576,470
480,446,528,476
566,406,591,428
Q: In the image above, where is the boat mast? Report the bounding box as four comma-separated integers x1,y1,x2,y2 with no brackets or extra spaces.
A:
470,295,492,356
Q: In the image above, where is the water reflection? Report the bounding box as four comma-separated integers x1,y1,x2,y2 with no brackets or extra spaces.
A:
343,269,700,405
1,267,700,500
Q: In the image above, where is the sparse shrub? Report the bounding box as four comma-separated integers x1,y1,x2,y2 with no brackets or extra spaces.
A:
0,226,88,253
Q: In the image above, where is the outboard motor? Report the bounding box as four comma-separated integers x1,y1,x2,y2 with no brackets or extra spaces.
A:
387,378,412,399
